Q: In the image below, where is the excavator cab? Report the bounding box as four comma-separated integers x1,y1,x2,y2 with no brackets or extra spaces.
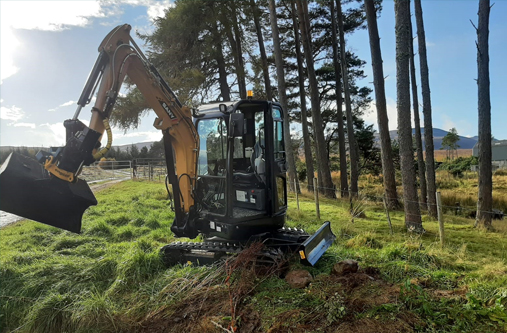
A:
192,100,287,240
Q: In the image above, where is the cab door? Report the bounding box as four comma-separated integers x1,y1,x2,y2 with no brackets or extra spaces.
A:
269,104,287,214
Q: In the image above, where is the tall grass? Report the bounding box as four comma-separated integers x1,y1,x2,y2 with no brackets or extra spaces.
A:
1,179,506,332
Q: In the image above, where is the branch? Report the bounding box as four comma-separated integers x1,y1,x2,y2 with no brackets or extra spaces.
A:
469,19,478,32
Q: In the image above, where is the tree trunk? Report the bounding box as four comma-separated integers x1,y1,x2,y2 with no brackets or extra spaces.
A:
414,0,437,218
296,0,335,198
222,15,244,99
210,21,230,101
268,0,298,193
230,2,247,99
330,0,349,198
290,0,314,192
408,1,427,207
336,0,359,198
394,0,423,232
475,0,492,228
250,0,272,100
364,0,399,209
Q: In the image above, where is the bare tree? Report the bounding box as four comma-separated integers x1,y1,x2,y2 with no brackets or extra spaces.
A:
364,0,399,208
395,0,423,232
330,0,349,197
290,0,314,191
408,1,427,207
414,0,437,218
268,0,298,192
250,0,272,100
475,0,492,228
336,0,359,197
296,0,335,197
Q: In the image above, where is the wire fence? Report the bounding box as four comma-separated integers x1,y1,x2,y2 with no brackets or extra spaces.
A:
80,160,132,183
294,180,504,218
79,159,169,183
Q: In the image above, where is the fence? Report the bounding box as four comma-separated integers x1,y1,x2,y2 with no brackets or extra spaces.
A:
293,179,504,220
133,158,167,182
80,160,132,183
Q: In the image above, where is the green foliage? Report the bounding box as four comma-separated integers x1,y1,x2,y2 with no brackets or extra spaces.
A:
400,280,507,331
441,127,461,160
440,156,479,177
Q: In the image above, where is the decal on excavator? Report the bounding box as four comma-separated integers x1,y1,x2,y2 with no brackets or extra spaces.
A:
158,99,177,119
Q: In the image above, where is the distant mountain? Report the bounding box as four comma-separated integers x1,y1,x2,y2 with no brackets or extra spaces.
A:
374,128,478,150
0,142,156,154
114,142,155,152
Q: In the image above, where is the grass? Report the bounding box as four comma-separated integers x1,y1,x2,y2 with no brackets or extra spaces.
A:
1,178,506,332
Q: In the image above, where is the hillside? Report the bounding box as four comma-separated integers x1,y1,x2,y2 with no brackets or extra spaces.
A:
374,128,478,150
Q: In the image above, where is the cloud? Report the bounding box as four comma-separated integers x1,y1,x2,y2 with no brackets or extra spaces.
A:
0,105,24,121
49,100,76,112
13,123,36,129
60,100,76,107
363,98,399,131
39,122,66,145
112,128,162,142
1,1,173,84
440,114,474,137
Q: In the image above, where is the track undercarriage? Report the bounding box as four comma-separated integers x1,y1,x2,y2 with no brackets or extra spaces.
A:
160,222,335,266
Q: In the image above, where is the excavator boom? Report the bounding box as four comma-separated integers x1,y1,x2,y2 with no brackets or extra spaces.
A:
0,24,198,235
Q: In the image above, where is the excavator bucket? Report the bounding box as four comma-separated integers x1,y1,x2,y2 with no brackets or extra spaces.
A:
0,152,96,233
299,221,336,266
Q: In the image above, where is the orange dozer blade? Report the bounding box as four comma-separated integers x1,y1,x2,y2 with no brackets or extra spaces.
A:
0,152,96,233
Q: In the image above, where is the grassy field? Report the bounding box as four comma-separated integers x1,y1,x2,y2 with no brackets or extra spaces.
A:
1,179,506,332
432,149,473,162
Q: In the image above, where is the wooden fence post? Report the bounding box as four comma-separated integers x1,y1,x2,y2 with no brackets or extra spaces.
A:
383,194,393,235
295,179,300,211
313,177,320,220
436,191,445,246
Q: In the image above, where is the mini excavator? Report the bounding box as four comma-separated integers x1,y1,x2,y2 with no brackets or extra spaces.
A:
0,24,335,266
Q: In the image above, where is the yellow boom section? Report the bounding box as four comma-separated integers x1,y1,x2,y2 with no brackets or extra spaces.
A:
87,24,198,212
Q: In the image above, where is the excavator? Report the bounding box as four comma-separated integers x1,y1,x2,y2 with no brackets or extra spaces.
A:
0,24,335,266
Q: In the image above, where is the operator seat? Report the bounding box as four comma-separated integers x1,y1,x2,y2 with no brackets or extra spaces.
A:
232,141,265,187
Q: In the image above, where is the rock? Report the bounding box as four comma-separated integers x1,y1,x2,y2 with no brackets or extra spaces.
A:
285,270,313,289
332,259,359,276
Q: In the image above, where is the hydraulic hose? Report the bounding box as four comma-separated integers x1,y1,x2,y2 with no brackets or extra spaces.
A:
92,117,113,160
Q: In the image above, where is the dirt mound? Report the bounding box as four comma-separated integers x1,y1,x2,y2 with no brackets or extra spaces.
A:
140,266,422,333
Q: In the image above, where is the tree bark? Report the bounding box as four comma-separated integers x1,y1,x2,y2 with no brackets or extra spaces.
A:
330,0,349,198
475,0,492,228
290,0,314,192
394,0,423,232
408,1,427,207
210,20,230,101
250,0,272,100
296,0,335,198
269,0,298,192
414,0,437,218
336,0,359,197
364,0,399,209
230,2,247,99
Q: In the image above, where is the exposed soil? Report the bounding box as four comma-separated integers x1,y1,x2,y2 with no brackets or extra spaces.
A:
89,179,126,192
138,266,427,333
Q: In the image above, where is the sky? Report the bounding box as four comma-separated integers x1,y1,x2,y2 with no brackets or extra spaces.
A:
0,0,506,148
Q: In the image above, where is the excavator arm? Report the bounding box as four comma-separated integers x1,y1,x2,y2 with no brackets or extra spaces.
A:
0,24,199,236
